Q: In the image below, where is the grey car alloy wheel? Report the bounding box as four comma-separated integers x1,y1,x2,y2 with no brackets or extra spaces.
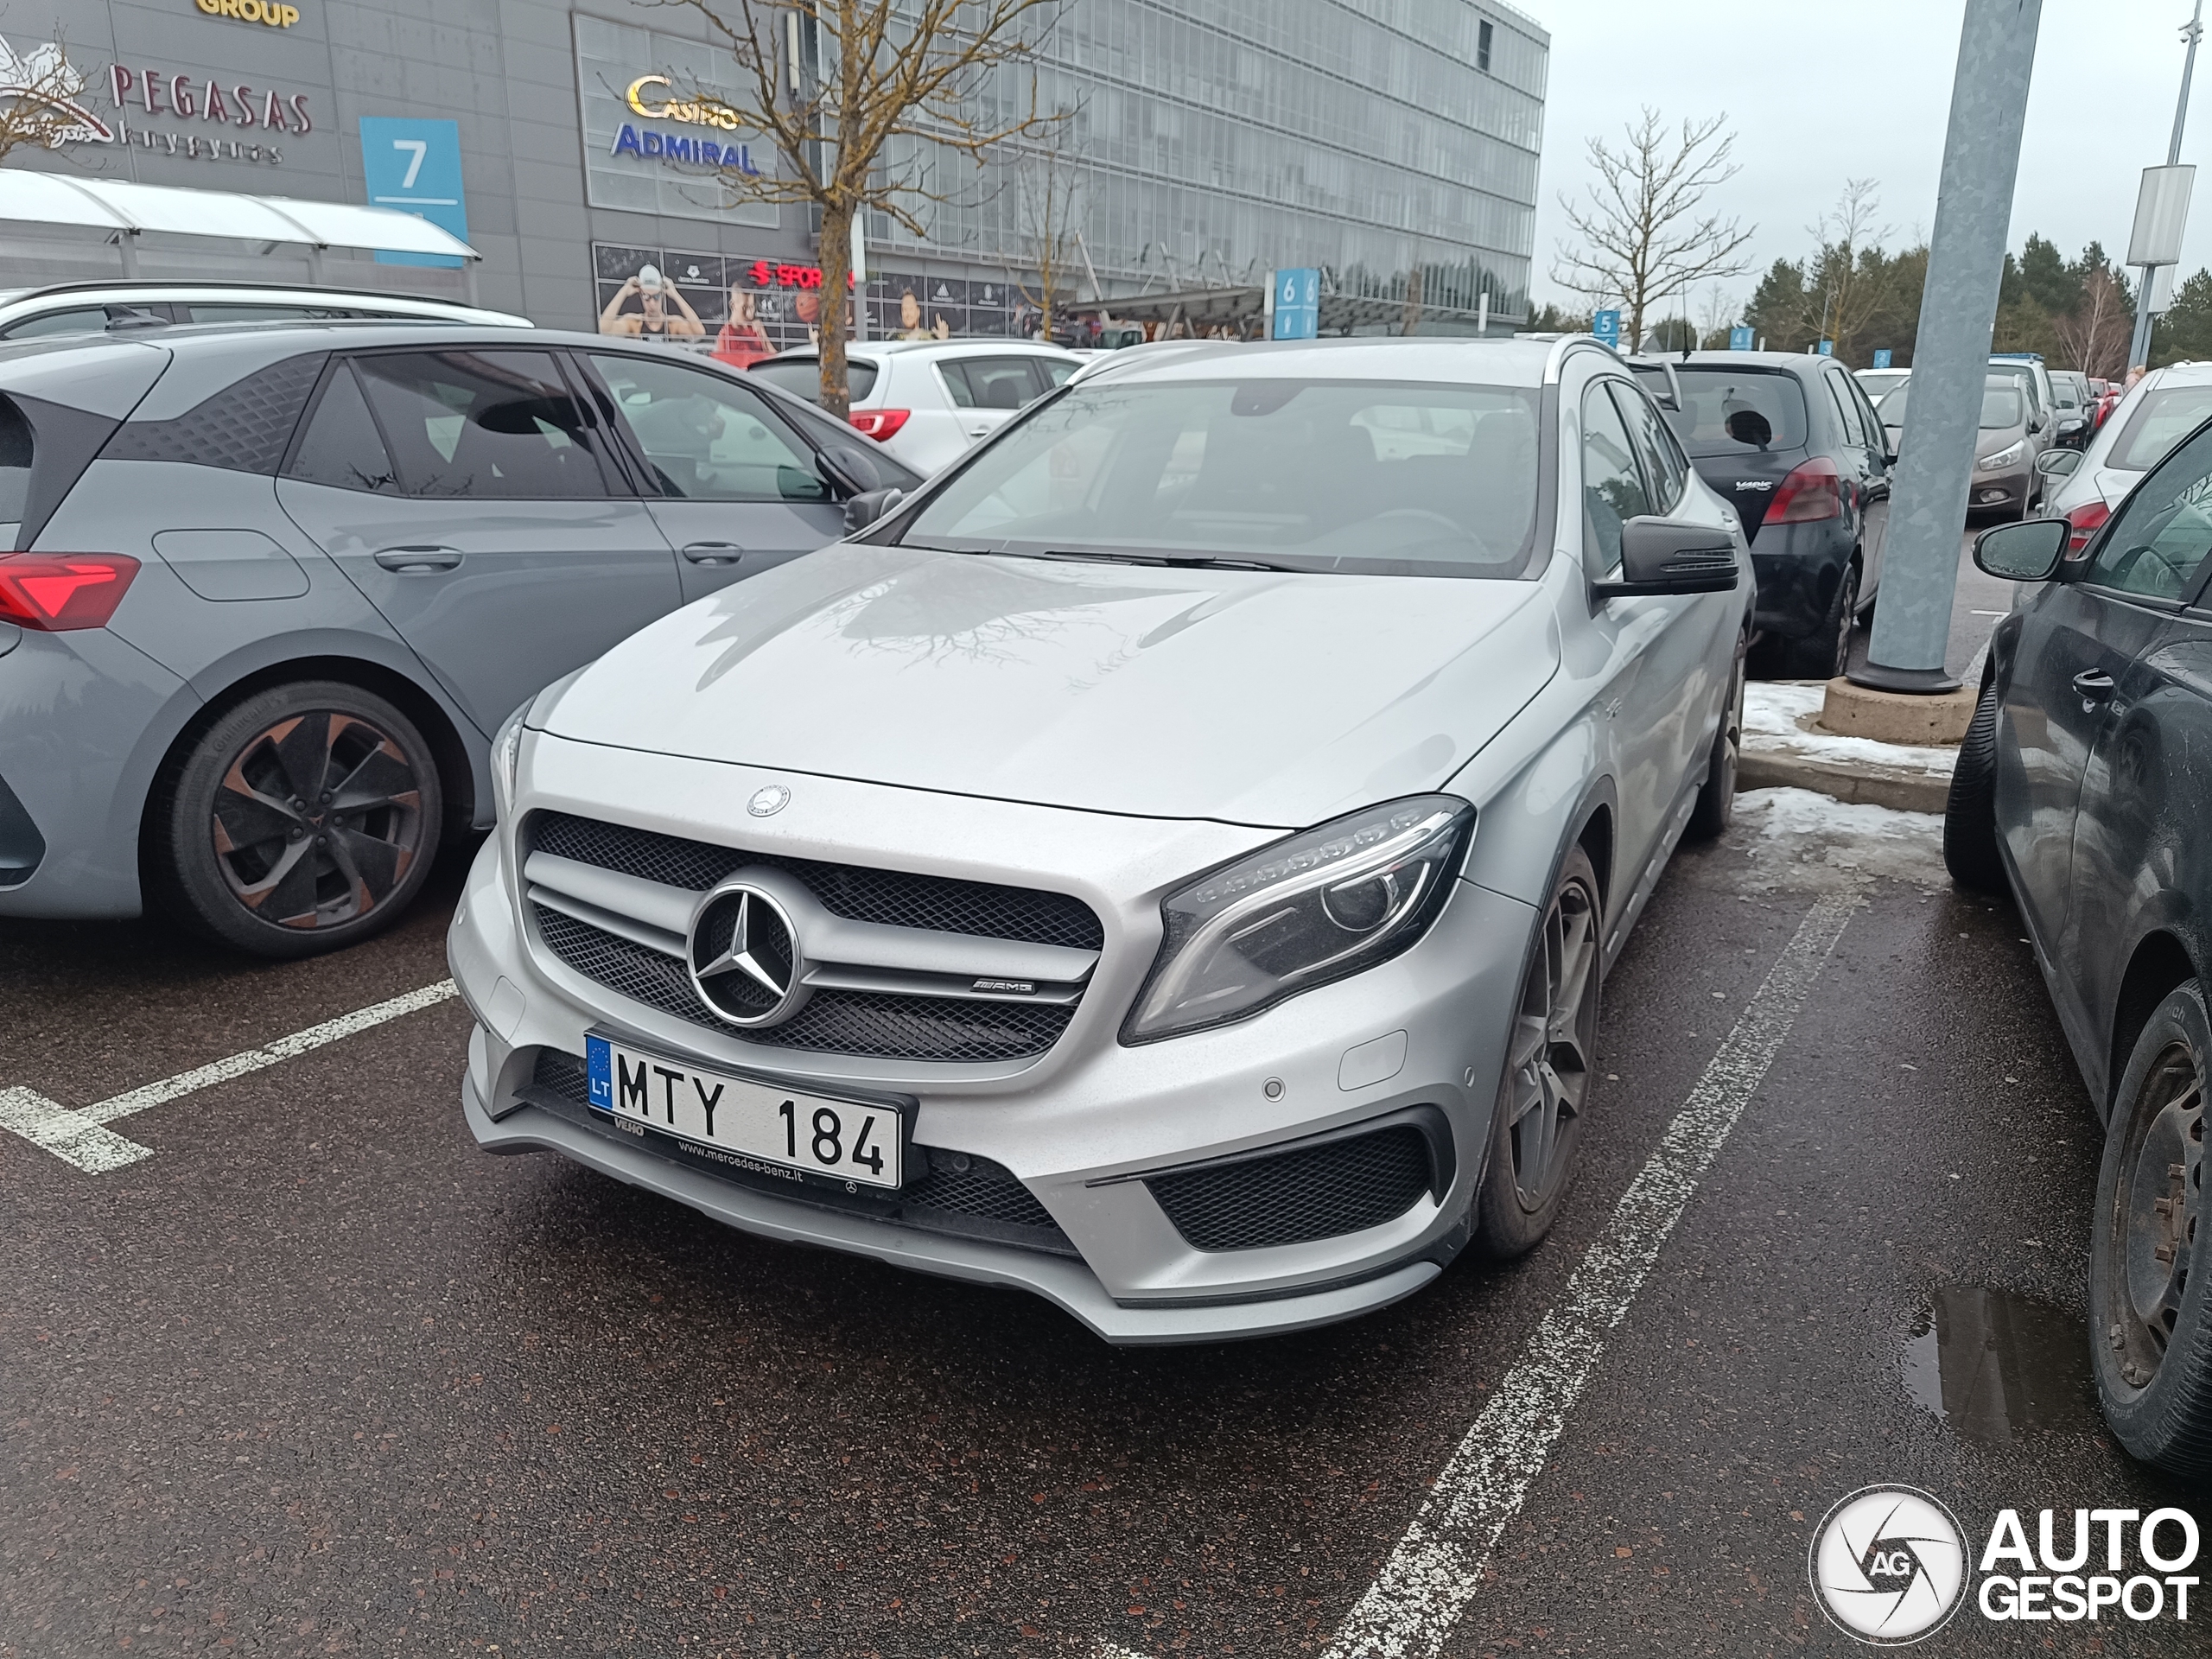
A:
1477,844,1601,1258
154,680,442,957
2092,981,2212,1474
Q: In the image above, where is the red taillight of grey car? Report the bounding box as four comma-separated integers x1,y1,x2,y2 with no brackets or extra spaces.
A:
1764,456,1844,524
0,554,142,631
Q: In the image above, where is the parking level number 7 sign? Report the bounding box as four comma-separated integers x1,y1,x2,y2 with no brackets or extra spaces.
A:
359,117,467,268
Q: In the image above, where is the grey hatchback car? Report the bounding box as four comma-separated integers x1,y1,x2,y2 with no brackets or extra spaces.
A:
0,323,915,955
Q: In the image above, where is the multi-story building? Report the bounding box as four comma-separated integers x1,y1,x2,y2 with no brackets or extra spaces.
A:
0,0,1547,346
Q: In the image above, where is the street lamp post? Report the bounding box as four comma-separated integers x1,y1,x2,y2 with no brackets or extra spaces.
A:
1852,0,2042,694
2125,0,2205,375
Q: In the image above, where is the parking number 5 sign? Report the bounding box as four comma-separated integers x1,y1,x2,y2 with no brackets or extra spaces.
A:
358,117,467,268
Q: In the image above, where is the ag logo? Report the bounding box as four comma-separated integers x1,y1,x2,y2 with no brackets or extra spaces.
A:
1810,1485,1968,1645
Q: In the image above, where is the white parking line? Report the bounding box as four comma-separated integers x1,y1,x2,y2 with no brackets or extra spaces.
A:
1321,889,1858,1659
0,979,459,1173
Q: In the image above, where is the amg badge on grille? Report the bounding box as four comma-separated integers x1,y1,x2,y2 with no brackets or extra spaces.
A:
971,978,1036,995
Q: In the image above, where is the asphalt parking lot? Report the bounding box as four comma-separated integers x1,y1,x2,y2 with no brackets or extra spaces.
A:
2,796,2201,1657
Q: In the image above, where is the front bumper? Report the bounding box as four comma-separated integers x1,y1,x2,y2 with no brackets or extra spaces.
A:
1967,467,2031,513
448,738,1538,1344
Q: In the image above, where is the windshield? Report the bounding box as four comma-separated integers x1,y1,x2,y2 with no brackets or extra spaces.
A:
1659,369,1809,455
2108,385,2212,470
1876,378,2022,430
749,356,879,404
893,378,1543,577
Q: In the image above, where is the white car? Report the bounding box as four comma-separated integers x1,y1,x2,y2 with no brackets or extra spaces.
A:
2037,362,2212,552
751,339,1082,474
1854,366,1910,406
447,334,1753,1343
0,280,530,340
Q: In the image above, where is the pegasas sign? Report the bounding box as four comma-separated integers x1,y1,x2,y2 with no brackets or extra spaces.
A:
110,65,313,134
626,75,741,131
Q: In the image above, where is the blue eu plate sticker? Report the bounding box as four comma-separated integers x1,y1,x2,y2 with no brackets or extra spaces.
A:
585,1034,613,1111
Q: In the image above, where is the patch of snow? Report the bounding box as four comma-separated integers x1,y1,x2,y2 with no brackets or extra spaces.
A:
1744,681,1956,778
1722,785,1948,893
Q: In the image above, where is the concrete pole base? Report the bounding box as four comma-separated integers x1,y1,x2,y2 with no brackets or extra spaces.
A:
1819,677,1979,746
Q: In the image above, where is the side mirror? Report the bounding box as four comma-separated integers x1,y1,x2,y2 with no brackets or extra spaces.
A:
817,443,882,497
842,486,906,535
2035,448,2082,479
1974,517,2069,582
1594,517,1741,598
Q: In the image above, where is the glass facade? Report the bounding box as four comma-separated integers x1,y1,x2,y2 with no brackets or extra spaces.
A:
0,0,1544,334
878,0,1548,321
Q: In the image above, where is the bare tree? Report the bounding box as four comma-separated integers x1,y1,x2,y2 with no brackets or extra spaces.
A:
1553,107,1754,351
1798,179,1890,361
0,33,107,165
659,0,1066,416
2054,264,2132,379
1006,138,1083,342
1694,281,1738,346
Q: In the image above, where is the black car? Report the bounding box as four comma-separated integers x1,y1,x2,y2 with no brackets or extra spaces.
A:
1945,418,2212,1476
1633,353,1891,678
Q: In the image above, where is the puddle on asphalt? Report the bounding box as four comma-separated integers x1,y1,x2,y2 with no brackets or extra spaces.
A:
1901,1284,2093,1440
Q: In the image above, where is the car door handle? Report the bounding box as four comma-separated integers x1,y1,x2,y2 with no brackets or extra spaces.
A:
963,423,992,438
681,541,747,565
2073,669,2116,702
372,545,462,572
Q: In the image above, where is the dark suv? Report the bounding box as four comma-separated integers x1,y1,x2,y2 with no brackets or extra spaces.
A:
1634,353,1892,678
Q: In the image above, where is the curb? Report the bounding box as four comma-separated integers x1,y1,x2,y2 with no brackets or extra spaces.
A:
1737,751,1951,815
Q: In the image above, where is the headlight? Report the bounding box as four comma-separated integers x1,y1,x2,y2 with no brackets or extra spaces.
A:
490,700,529,821
1122,796,1473,1044
1977,441,2025,471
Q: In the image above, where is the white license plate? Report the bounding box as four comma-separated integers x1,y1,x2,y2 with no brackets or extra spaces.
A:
583,1033,903,1191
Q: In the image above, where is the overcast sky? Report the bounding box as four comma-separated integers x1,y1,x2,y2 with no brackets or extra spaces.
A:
1524,0,2212,319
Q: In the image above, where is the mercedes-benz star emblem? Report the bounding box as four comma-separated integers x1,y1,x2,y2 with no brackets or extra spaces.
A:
687,880,809,1027
747,785,791,817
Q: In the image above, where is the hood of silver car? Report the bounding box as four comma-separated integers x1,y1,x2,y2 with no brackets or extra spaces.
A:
542,543,1559,826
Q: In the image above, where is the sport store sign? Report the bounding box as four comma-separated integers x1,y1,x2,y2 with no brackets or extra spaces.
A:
593,243,1035,365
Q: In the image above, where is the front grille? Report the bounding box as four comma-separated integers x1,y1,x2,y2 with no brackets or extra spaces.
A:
524,1048,1074,1255
534,906,1076,1061
530,811,1102,950
1147,1126,1434,1252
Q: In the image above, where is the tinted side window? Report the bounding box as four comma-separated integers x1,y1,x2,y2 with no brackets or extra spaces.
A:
353,351,612,499
0,396,29,527
942,357,1040,410
1582,381,1651,577
2082,423,2212,602
589,353,828,503
286,362,399,494
1,308,112,340
1608,381,1684,512
1822,372,1866,448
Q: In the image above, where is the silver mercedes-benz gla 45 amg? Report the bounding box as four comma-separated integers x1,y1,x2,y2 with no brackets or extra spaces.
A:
448,335,1753,1343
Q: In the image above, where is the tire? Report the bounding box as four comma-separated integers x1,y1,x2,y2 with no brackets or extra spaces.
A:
2090,982,2212,1475
1942,683,2007,893
1783,558,1859,679
1475,845,1602,1259
149,680,442,958
1685,623,1749,841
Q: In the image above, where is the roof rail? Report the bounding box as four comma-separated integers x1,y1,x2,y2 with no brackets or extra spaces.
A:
1541,334,1617,385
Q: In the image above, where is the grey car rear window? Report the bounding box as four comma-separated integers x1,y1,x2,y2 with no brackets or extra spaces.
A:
2108,385,2212,471
286,363,400,494
1662,370,1810,455
0,396,29,524
748,356,879,404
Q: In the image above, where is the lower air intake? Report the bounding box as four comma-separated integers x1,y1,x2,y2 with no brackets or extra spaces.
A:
1146,1123,1437,1251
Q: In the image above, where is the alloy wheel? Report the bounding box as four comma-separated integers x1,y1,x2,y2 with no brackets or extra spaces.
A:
211,710,426,930
1829,566,1860,678
2104,1042,2206,1393
1502,873,1599,1207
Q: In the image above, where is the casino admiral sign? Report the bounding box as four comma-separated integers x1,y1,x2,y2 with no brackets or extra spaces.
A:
574,12,775,226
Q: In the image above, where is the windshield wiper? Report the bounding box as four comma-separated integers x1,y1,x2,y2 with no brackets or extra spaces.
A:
1027,550,1295,573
